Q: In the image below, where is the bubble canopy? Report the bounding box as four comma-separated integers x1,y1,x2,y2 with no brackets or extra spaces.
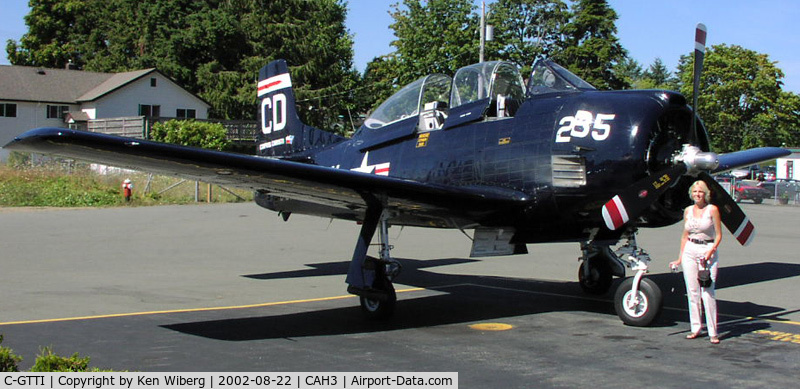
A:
362,61,529,131
360,59,593,131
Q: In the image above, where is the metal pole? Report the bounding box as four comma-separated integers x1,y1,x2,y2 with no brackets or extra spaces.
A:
479,1,485,63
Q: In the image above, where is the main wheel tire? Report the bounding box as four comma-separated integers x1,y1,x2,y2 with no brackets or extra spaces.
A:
578,255,613,295
614,277,663,326
359,275,397,320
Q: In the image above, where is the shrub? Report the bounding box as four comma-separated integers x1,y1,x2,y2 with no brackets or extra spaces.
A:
30,347,90,372
151,120,229,150
0,335,23,372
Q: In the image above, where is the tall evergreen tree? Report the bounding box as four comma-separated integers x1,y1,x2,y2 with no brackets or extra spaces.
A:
643,58,671,86
553,0,628,89
613,56,642,89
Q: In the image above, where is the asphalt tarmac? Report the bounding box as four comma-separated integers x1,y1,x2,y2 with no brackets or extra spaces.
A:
1,202,799,387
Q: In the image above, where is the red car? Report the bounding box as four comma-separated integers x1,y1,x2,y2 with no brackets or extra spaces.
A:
733,180,771,204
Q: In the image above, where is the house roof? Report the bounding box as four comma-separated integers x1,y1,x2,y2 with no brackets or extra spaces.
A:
0,65,164,104
76,68,156,102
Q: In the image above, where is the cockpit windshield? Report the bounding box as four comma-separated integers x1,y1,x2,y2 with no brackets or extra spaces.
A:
362,74,451,130
360,60,531,132
450,61,526,107
527,58,595,96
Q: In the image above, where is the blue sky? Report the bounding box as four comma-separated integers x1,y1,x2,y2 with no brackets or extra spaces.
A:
2,1,799,93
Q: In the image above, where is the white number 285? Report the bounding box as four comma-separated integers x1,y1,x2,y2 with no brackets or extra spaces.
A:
555,110,615,143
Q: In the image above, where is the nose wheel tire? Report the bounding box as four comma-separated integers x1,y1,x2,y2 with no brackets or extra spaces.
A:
614,277,662,326
359,278,396,320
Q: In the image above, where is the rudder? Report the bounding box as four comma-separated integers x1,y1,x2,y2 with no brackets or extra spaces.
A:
257,60,345,157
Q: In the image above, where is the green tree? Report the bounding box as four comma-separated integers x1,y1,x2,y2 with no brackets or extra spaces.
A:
486,0,569,75
676,44,800,151
236,0,358,130
636,57,677,90
553,0,628,89
356,0,479,113
388,0,479,83
614,56,642,89
5,0,90,68
643,58,671,86
7,0,357,132
358,54,403,114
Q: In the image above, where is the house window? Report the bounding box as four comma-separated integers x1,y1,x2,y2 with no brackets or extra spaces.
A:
150,78,157,87
176,109,196,119
47,105,69,119
0,103,17,117
139,104,161,118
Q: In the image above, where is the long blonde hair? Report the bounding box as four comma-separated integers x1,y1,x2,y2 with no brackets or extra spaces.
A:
688,180,711,203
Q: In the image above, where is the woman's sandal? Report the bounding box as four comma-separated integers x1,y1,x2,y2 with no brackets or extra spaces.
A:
710,336,720,344
686,332,701,339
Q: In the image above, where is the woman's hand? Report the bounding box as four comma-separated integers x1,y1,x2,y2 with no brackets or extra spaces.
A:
704,248,716,261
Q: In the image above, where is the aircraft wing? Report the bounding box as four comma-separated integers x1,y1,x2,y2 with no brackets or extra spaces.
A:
4,128,529,222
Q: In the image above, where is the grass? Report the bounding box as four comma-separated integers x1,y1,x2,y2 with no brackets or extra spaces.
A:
0,163,253,207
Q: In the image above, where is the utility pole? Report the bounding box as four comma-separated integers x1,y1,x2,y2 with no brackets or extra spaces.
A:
479,1,493,63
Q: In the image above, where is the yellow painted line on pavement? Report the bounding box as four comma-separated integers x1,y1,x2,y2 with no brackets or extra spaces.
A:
744,316,800,326
754,330,800,344
469,323,514,331
0,287,426,326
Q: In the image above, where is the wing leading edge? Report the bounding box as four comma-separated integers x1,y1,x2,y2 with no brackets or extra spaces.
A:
5,128,529,224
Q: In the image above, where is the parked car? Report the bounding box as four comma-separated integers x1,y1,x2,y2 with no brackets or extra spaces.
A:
733,180,771,204
759,181,776,198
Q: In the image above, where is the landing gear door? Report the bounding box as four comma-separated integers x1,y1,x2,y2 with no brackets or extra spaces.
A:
470,227,528,257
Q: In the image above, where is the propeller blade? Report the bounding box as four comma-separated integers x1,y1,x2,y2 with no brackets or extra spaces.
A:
699,173,755,246
602,164,687,230
713,147,791,174
690,23,707,144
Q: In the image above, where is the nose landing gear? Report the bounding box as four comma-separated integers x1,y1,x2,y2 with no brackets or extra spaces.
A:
578,229,663,326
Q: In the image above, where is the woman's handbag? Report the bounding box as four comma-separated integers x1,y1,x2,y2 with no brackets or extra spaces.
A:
697,260,712,287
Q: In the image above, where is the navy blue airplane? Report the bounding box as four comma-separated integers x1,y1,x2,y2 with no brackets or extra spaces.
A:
6,32,789,326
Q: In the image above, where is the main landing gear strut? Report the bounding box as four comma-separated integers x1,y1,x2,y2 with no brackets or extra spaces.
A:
346,204,402,320
578,229,663,326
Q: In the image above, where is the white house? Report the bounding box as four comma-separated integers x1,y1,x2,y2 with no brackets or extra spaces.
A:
776,148,800,180
0,64,210,159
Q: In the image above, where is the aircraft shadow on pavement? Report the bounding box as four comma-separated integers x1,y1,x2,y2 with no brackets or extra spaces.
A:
162,259,799,341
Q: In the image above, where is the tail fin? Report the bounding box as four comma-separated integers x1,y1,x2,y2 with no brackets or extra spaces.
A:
257,60,345,157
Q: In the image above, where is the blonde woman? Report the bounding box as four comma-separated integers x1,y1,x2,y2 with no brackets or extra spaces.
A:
669,180,722,344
